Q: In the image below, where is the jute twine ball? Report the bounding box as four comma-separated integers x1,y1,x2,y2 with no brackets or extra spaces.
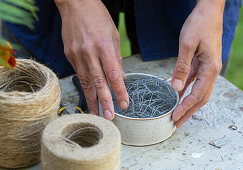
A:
0,59,60,168
41,114,121,170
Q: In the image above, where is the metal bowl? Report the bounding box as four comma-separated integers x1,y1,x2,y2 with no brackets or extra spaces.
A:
113,73,179,146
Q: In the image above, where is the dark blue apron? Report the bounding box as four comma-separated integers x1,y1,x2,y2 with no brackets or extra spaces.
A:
7,0,242,78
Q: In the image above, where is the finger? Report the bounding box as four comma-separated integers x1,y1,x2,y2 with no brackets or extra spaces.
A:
113,33,126,80
172,39,199,91
76,63,99,116
178,73,196,99
175,82,215,128
64,48,77,73
64,45,99,115
98,39,129,110
87,53,115,120
172,63,213,122
178,58,199,98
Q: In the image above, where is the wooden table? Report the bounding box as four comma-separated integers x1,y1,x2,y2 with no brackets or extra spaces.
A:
3,55,243,170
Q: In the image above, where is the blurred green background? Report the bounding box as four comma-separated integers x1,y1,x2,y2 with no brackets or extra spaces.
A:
118,9,243,90
118,13,131,58
225,8,243,90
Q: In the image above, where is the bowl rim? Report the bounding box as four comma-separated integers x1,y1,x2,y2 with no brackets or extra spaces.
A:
114,73,179,121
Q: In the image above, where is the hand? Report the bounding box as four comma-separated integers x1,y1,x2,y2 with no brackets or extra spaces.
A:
55,0,129,120
171,0,225,127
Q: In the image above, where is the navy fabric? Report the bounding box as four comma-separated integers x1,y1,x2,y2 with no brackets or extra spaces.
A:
134,0,196,61
6,0,242,78
7,0,74,78
135,0,241,63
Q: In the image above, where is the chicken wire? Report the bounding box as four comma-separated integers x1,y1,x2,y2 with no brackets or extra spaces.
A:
112,76,178,118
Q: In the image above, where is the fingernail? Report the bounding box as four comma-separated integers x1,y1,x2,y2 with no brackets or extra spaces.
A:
172,79,183,91
120,100,128,110
104,110,113,120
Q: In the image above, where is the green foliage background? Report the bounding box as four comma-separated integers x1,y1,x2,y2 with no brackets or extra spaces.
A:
225,8,243,90
0,0,38,31
0,0,38,68
118,11,243,90
118,13,131,58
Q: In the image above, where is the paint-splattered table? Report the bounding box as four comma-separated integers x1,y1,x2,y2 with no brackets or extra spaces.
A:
13,55,243,170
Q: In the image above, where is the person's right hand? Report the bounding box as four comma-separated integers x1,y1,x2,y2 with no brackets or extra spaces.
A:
54,0,129,120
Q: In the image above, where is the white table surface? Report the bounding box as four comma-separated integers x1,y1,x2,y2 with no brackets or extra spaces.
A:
2,55,243,170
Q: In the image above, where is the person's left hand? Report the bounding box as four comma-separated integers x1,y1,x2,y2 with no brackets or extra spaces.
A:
171,0,225,128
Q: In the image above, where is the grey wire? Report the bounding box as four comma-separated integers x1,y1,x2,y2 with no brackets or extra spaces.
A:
112,77,177,118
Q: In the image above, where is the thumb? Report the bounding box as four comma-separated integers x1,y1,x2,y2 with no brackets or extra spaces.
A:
172,41,197,91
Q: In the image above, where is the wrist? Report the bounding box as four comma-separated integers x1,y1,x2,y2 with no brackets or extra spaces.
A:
197,0,225,6
54,0,81,16
196,0,225,13
54,0,74,6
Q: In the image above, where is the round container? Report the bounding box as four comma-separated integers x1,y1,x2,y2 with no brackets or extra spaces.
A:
112,73,179,146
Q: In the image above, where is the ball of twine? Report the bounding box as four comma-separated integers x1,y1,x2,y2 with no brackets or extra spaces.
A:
41,114,121,170
0,59,61,168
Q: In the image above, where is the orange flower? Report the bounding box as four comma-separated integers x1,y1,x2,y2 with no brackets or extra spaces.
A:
0,41,16,69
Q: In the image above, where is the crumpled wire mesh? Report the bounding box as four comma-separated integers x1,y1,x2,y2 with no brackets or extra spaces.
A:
112,76,177,118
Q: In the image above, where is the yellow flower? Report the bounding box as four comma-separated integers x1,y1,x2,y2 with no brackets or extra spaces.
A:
0,41,16,69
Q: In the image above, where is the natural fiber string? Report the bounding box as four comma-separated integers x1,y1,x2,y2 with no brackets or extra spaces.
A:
0,59,61,168
41,114,121,170
113,77,177,118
